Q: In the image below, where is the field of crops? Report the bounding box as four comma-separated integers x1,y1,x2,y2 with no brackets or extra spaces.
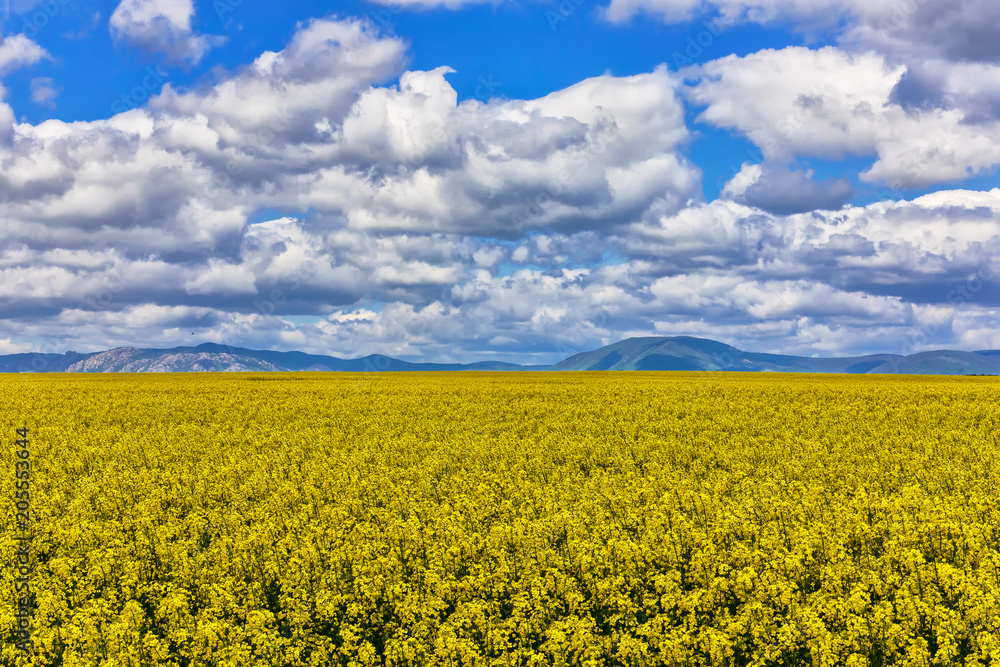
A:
2,371,1000,666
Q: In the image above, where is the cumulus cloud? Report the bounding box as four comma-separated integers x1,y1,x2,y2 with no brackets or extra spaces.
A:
29,77,58,108
0,34,48,75
149,18,410,146
889,60,1000,124
7,184,1000,361
687,46,1000,188
368,0,498,7
721,163,853,214
110,0,222,64
608,0,1000,195
846,0,1000,64
603,0,1000,66
620,189,1000,302
297,187,1000,360
0,19,698,347
603,0,851,25
140,29,697,237
315,64,698,235
688,48,902,160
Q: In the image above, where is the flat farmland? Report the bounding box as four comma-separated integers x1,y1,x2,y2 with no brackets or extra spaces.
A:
2,372,999,666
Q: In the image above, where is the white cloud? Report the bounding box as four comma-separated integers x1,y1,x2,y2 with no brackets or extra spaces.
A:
323,64,698,234
688,46,1000,188
150,18,408,141
606,0,1000,192
5,182,1000,360
110,0,222,64
367,0,498,8
0,34,47,75
183,259,257,296
0,337,33,354
719,162,853,214
602,0,1000,65
689,47,902,160
603,0,856,26
29,76,58,108
0,86,15,144
845,0,1000,64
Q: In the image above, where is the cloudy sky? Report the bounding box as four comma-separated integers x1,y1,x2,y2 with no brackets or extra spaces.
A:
0,0,998,363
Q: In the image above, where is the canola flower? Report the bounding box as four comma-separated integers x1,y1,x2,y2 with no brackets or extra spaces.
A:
2,371,1000,666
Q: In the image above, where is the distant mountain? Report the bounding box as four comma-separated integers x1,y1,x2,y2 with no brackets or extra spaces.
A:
550,336,1000,375
0,342,544,373
549,336,905,373
0,351,87,373
870,350,1000,376
1,337,998,375
66,347,283,373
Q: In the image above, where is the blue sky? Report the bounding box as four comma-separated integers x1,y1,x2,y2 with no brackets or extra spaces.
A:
0,0,999,363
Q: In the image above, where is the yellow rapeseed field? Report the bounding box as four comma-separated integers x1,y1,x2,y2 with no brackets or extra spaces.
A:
2,372,1000,666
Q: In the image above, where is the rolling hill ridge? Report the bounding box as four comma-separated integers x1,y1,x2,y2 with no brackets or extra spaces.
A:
2,337,999,375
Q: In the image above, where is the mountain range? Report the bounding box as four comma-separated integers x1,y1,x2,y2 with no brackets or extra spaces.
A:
550,336,1000,374
2,337,1000,375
